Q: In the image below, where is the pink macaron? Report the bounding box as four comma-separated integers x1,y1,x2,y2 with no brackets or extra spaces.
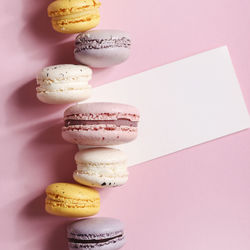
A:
62,102,140,146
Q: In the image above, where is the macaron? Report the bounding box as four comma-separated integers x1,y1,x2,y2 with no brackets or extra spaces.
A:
62,102,140,146
45,183,100,217
36,64,92,104
48,0,101,34
74,30,131,68
67,217,126,250
74,147,129,188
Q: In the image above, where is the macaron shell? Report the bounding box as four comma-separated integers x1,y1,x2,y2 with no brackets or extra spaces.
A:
75,47,130,68
76,29,130,40
62,128,138,146
75,147,127,164
46,182,99,200
64,102,140,119
73,172,128,188
37,64,92,80
48,0,101,16
37,88,91,104
67,217,124,238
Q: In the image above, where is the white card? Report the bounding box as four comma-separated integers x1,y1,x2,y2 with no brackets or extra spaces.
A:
79,46,250,167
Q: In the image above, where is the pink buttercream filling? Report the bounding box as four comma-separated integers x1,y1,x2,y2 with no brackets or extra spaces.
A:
62,124,137,132
64,119,138,127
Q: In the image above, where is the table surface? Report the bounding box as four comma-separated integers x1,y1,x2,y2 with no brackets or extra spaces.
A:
1,0,250,249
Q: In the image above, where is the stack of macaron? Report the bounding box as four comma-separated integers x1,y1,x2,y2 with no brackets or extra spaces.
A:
47,0,131,68
62,102,140,188
35,0,140,249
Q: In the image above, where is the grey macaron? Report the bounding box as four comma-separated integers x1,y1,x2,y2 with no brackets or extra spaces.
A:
67,217,126,250
74,30,131,68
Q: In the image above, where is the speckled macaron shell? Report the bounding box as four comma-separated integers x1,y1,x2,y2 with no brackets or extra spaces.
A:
73,147,128,188
74,30,131,68
36,64,92,104
62,102,140,146
67,217,126,250
45,183,100,217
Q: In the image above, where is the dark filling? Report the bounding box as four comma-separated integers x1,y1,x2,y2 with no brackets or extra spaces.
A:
68,234,123,244
64,119,138,127
75,37,131,51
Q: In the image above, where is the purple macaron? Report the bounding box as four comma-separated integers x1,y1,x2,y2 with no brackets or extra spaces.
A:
74,30,131,68
67,217,126,250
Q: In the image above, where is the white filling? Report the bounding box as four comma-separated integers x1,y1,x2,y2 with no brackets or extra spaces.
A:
76,162,128,177
37,81,91,93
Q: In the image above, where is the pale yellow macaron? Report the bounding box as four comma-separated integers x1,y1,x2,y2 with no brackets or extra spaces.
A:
45,183,100,217
48,0,101,34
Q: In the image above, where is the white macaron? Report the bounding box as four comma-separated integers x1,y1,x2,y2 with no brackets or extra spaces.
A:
73,147,129,188
36,64,92,104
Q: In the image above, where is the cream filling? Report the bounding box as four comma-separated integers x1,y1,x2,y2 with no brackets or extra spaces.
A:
37,82,91,93
49,1,101,18
52,9,100,22
76,161,127,167
46,193,100,208
37,76,91,85
76,163,128,178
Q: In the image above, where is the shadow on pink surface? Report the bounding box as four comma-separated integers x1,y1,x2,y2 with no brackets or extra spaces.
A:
16,121,77,249
18,194,70,250
30,121,66,145
18,121,77,181
20,0,71,50
50,41,76,65
46,221,69,250
5,80,64,127
91,67,116,87
20,0,76,65
15,119,115,249
20,194,46,218
4,40,80,128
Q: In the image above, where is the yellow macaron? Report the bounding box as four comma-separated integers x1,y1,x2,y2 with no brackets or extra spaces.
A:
45,182,100,217
48,0,101,34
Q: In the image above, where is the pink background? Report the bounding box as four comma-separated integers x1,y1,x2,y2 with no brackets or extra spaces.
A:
1,0,250,249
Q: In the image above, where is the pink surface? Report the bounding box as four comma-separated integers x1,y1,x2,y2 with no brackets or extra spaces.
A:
1,0,250,249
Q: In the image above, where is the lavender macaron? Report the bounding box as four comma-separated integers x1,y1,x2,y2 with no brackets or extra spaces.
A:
67,217,126,250
74,30,131,68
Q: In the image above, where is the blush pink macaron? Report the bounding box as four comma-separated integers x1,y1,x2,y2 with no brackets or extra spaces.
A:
62,102,140,146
